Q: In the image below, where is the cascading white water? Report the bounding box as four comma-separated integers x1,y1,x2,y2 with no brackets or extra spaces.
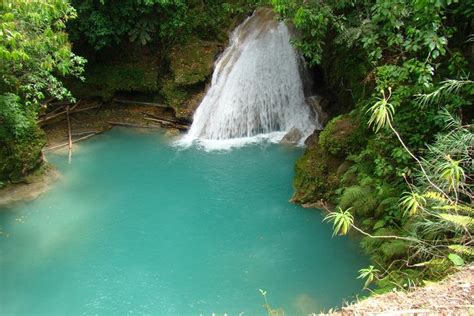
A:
180,9,318,149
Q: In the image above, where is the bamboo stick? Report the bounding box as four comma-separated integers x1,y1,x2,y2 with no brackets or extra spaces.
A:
66,105,73,163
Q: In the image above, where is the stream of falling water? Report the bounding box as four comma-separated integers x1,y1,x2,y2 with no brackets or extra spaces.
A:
179,9,318,150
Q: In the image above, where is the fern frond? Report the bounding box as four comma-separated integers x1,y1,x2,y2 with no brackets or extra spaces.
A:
448,245,474,256
338,185,366,210
433,203,474,214
424,191,450,204
416,79,473,107
438,213,474,228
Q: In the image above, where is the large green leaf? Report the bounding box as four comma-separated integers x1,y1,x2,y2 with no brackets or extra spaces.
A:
448,253,464,266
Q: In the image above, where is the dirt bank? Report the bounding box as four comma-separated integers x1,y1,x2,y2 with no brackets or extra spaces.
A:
332,265,474,315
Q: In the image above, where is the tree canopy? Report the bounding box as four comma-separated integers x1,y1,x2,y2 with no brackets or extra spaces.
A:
0,0,85,180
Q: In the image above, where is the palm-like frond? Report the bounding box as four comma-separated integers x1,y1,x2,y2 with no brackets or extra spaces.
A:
438,156,465,192
358,265,380,288
324,207,354,236
400,191,426,216
367,91,395,133
416,79,473,107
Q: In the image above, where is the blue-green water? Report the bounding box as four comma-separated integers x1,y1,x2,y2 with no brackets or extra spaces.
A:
0,128,367,315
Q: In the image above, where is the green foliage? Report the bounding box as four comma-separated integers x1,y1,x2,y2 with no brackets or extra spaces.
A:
0,0,86,107
438,213,473,229
380,240,410,261
319,115,363,157
278,0,473,290
400,191,426,216
338,185,379,218
69,0,189,49
358,265,380,288
0,0,85,182
367,89,395,133
70,0,260,50
0,124,45,181
0,94,34,139
447,253,464,267
438,156,465,192
448,245,474,257
324,207,354,236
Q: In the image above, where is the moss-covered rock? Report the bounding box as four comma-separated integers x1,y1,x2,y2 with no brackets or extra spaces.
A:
292,133,344,204
68,37,220,119
67,44,161,100
169,38,219,86
380,240,410,261
319,114,362,157
292,114,363,204
0,126,45,183
161,38,220,114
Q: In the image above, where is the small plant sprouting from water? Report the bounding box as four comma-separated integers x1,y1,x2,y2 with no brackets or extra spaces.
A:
259,289,284,316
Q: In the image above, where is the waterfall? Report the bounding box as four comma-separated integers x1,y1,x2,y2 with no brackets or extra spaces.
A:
179,9,318,149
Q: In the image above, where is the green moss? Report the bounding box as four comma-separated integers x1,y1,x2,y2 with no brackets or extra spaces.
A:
0,126,45,182
374,269,424,294
292,134,344,204
361,218,376,231
68,61,160,100
169,38,219,86
319,114,362,157
293,114,366,203
160,78,189,109
159,38,219,111
380,240,409,261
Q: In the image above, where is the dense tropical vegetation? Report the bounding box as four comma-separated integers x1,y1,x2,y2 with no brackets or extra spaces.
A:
0,0,85,181
273,0,473,292
0,0,258,182
0,0,472,299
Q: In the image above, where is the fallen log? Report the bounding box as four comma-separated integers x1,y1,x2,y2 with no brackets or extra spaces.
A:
143,117,189,130
69,99,82,111
108,121,162,129
38,105,100,126
113,99,168,108
142,112,190,125
72,130,101,136
43,132,100,152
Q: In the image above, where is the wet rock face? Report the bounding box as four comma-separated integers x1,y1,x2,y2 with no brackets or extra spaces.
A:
281,127,303,144
306,95,329,126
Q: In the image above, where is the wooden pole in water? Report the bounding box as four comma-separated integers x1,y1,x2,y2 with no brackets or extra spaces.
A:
66,105,73,163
